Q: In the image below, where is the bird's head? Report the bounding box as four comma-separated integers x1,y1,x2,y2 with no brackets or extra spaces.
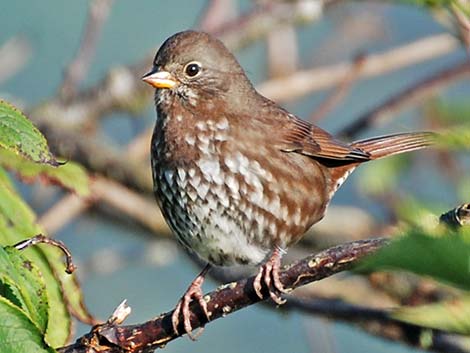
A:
142,30,255,110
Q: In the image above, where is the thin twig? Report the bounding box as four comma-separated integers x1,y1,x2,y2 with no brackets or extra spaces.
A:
309,53,366,122
57,238,387,353
14,234,76,274
267,24,298,78
338,59,470,139
257,33,460,103
91,177,168,235
39,193,91,235
123,127,153,162
286,297,469,353
59,0,114,100
198,0,236,32
38,176,168,237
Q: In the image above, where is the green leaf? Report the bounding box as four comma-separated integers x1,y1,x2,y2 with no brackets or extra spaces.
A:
0,165,13,189
437,125,470,149
398,0,457,9
0,296,55,353
356,155,411,196
0,149,89,197
431,99,470,125
0,178,71,346
394,197,441,232
357,230,470,290
0,247,49,333
392,296,470,335
0,100,57,166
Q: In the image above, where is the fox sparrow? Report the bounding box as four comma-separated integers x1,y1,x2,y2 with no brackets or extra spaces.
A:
142,30,433,337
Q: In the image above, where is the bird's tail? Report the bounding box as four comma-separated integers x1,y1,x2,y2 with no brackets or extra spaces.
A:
351,132,436,160
327,132,435,198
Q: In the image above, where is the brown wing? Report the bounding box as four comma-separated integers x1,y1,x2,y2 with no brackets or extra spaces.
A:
278,114,371,162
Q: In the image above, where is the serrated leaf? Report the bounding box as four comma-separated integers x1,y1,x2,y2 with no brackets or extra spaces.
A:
0,100,57,166
0,149,89,197
0,296,55,353
357,230,470,290
0,247,49,333
0,179,71,346
392,296,470,335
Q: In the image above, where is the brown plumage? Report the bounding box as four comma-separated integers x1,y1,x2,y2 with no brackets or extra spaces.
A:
142,30,434,338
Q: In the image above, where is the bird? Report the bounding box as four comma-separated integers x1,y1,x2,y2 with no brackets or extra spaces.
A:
142,30,434,338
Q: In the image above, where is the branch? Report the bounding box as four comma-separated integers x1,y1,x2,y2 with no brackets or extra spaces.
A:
309,53,366,122
59,0,114,100
338,59,470,139
38,176,166,236
57,238,387,353
257,33,459,103
286,297,470,353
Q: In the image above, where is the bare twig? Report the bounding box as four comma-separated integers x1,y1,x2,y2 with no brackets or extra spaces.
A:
257,33,460,103
91,177,168,235
39,193,91,235
57,238,387,353
14,234,76,274
338,59,470,139
59,0,114,100
198,0,237,32
211,0,323,50
123,127,153,162
286,297,470,353
309,53,366,122
39,176,167,237
267,24,298,78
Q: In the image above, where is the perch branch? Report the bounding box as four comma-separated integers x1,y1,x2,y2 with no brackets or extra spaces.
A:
57,238,387,353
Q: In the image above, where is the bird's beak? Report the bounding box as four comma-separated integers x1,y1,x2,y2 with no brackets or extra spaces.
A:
142,69,177,89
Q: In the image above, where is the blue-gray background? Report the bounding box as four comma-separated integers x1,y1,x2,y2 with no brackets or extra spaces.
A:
0,1,467,352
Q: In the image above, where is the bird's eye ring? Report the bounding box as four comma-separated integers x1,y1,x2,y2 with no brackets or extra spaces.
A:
184,62,201,78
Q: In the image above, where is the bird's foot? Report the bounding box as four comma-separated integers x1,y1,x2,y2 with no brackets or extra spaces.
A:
172,265,211,340
253,247,288,305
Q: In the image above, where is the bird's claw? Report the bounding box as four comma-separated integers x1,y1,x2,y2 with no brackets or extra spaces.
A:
253,249,288,305
172,268,210,340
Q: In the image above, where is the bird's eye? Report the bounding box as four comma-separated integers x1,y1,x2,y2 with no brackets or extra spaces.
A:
184,62,201,77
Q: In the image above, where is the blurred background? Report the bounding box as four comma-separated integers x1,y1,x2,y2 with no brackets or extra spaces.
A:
1,1,469,352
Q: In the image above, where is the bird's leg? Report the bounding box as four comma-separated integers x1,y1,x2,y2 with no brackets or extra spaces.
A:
172,264,211,340
253,247,288,305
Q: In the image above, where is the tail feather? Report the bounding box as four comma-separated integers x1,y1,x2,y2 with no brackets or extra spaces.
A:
351,132,436,160
327,131,435,198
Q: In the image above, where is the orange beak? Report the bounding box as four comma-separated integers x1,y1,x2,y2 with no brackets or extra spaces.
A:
142,69,177,89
